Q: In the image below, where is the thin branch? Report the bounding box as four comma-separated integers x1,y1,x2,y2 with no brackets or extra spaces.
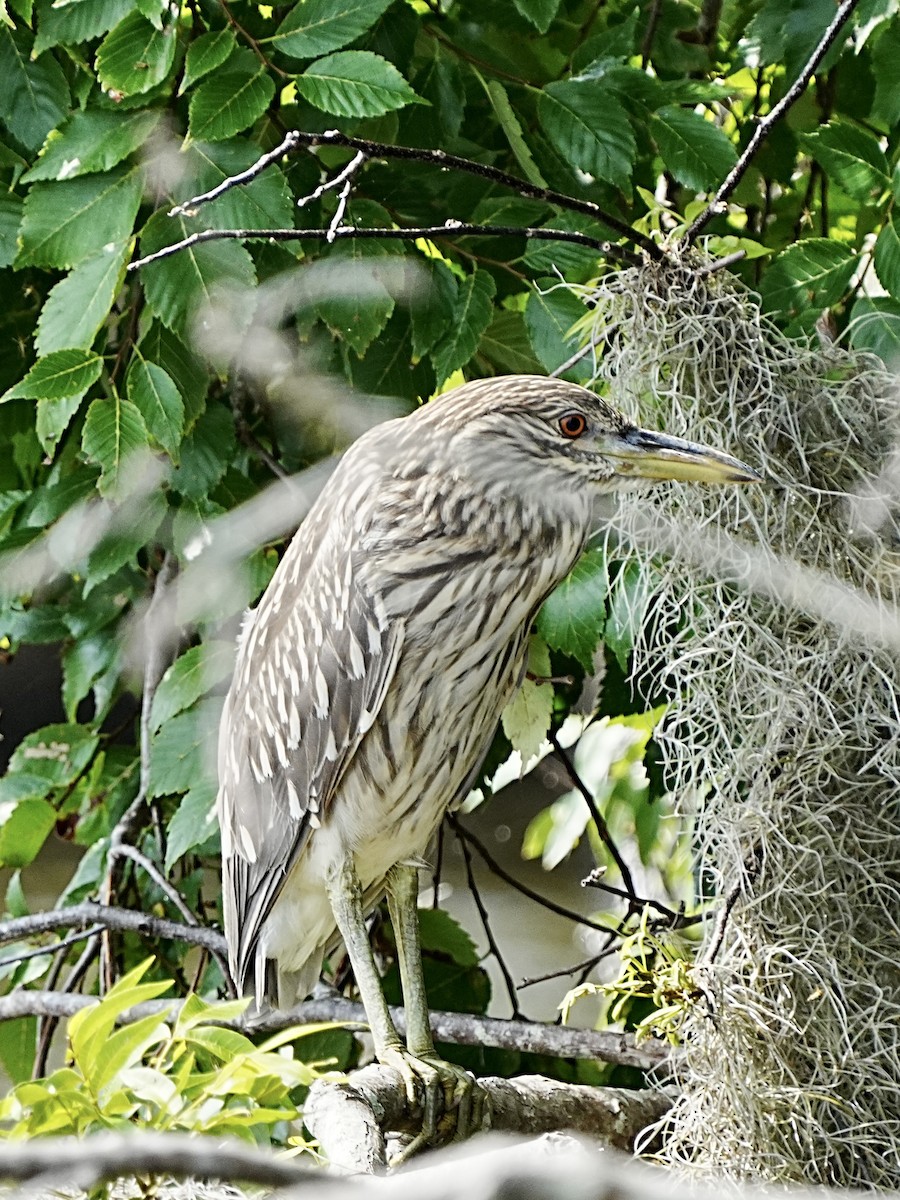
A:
0,990,669,1070
456,832,522,1019
128,223,636,272
297,148,368,246
694,249,746,277
685,0,861,242
160,127,661,260
34,933,101,1078
110,845,199,927
550,732,637,899
0,903,226,957
581,870,702,930
0,927,104,973
702,879,743,965
640,0,663,65
519,936,619,990
447,815,614,936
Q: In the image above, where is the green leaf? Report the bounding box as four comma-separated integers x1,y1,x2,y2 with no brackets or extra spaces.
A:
0,192,22,269
271,0,393,60
126,355,184,459
138,210,257,338
23,109,162,182
431,268,496,383
524,283,588,377
485,79,547,187
872,21,900,127
606,562,655,670
7,723,99,786
138,322,209,433
61,631,118,721
538,80,635,187
169,402,236,500
502,675,553,765
650,105,737,191
874,214,900,297
409,256,458,359
0,798,56,867
90,1009,170,1095
0,25,70,152
33,0,133,56
149,700,220,799
802,121,890,200
536,548,607,671
416,908,479,967
849,296,900,365
2,349,102,401
0,1018,37,1086
296,50,422,118
179,27,237,94
760,239,857,320
150,641,235,732
96,11,177,96
188,67,275,142
512,0,561,33
164,777,218,870
35,394,84,455
81,394,149,498
17,167,143,269
36,242,130,355
477,310,543,376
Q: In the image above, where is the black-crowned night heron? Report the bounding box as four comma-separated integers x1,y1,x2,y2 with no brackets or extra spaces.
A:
217,375,758,1148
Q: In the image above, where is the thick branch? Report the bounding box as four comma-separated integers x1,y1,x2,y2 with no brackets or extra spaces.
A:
0,903,226,956
685,0,860,242
305,1064,672,1174
128,222,635,272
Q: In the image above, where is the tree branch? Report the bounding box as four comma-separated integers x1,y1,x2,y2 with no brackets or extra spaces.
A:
128,222,636,273
0,903,227,957
685,0,861,242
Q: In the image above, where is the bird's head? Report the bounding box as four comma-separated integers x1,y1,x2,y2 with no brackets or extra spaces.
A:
417,375,760,493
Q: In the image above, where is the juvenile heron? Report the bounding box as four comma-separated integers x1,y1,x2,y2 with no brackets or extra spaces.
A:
217,375,758,1145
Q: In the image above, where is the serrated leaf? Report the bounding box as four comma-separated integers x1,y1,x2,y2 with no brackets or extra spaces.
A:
410,256,458,359
35,394,83,455
2,349,101,401
432,269,496,383
179,27,236,94
477,310,543,376
271,0,393,59
873,21,900,127
606,561,655,670
760,239,857,320
188,67,274,142
138,209,257,337
650,105,737,191
164,778,218,870
0,25,70,152
8,724,99,786
138,322,209,433
486,79,546,187
416,908,479,967
512,0,561,33
36,241,130,355
502,676,553,765
849,297,900,366
17,167,142,269
524,283,588,377
313,243,396,355
148,700,220,799
296,50,421,118
0,193,22,269
126,355,184,458
33,0,132,56
874,215,900,297
96,11,176,96
538,80,635,187
23,109,162,182
168,403,236,500
0,798,56,867
81,394,149,498
61,631,118,721
537,548,607,670
802,121,890,200
150,641,235,732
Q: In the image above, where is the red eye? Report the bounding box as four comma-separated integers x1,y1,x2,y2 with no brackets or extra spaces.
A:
559,412,587,439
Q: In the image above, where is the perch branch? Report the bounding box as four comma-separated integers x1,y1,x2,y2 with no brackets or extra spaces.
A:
685,0,861,242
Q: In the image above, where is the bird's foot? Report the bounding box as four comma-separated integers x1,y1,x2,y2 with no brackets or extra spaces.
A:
378,1045,489,1165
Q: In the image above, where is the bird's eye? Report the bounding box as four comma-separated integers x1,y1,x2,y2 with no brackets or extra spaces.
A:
559,412,587,439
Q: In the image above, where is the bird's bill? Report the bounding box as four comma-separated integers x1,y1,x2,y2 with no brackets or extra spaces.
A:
601,427,761,485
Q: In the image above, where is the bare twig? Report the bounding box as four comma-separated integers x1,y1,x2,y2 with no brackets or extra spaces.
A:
550,732,637,899
640,0,663,65
519,937,618,990
109,845,199,927
685,0,861,242
694,249,746,277
0,926,104,973
170,131,301,217
34,932,101,1077
0,903,226,957
581,870,701,931
456,833,522,1019
128,223,634,272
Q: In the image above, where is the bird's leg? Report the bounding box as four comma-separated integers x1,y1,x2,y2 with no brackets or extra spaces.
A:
385,863,488,1152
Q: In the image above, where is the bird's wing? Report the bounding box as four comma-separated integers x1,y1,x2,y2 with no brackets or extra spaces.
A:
217,514,404,1002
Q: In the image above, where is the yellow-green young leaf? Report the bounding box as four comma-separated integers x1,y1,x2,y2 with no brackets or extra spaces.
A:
17,167,143,269
36,241,131,355
81,394,149,498
296,51,422,118
537,548,607,670
89,1011,172,1095
802,121,890,201
23,109,162,183
0,799,56,868
69,961,171,1081
126,355,184,459
432,268,496,382
538,81,635,187
96,11,177,96
179,27,237,93
150,641,235,732
188,67,275,141
2,349,102,402
502,676,553,765
174,993,252,1038
271,0,393,60
35,394,84,456
650,106,737,191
